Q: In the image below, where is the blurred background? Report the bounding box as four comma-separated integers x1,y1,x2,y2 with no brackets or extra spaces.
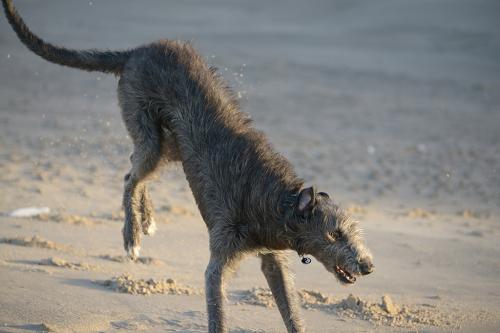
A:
0,1,499,332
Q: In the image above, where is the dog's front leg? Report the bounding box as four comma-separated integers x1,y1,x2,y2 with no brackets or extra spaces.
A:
261,252,305,333
205,256,229,333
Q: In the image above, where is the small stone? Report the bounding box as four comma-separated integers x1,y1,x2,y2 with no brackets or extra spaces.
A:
381,295,398,315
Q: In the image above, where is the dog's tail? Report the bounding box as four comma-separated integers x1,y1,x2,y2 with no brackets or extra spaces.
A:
2,0,132,75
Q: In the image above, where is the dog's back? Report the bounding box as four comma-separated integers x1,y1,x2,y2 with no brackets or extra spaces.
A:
118,40,302,233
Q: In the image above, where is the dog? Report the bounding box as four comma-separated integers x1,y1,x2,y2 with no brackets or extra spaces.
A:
2,1,374,332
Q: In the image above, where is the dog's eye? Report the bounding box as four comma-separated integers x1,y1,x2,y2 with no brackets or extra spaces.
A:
327,230,342,242
318,192,330,199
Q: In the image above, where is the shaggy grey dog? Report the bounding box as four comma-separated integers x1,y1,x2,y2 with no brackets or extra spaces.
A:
2,1,374,332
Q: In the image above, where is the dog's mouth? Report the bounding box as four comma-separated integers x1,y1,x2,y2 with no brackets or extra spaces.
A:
334,265,356,284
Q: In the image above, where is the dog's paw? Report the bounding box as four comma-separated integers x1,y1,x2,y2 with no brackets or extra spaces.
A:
142,217,157,236
122,224,141,260
145,221,157,235
128,245,141,260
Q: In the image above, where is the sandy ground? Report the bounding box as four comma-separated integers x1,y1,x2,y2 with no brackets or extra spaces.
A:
1,0,500,332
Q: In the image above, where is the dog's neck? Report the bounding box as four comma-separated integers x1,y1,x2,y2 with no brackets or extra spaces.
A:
252,189,307,254
280,193,308,255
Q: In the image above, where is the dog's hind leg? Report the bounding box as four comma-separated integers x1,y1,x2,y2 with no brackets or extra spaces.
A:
261,252,305,333
121,112,163,259
124,162,157,237
138,127,181,236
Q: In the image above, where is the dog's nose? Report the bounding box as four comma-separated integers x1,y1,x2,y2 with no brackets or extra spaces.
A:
359,261,374,275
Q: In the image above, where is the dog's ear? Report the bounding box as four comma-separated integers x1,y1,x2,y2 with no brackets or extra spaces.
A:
296,186,317,217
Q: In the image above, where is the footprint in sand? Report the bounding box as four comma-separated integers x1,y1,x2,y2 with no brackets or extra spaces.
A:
457,209,490,219
159,204,194,217
405,208,435,219
345,204,367,217
98,255,163,265
36,213,98,226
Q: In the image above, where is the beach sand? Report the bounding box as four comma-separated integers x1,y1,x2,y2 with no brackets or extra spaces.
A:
1,1,499,332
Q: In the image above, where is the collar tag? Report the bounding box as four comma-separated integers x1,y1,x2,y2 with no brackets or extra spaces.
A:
301,256,312,264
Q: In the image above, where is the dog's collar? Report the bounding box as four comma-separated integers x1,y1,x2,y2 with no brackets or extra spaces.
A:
300,255,312,264
278,190,313,264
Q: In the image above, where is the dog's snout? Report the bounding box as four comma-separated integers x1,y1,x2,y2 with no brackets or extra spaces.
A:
359,261,374,275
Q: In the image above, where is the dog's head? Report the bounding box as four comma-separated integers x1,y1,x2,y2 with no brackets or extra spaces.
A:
286,187,374,284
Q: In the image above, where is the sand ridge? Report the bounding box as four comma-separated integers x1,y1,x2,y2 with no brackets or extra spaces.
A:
38,257,98,271
95,274,202,296
0,235,67,251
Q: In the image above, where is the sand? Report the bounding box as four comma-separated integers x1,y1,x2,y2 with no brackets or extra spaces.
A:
235,289,498,330
1,0,499,332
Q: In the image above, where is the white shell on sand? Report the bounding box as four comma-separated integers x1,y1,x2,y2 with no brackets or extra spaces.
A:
9,207,50,217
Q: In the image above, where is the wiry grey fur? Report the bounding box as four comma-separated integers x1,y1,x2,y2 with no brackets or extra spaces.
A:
2,1,374,332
